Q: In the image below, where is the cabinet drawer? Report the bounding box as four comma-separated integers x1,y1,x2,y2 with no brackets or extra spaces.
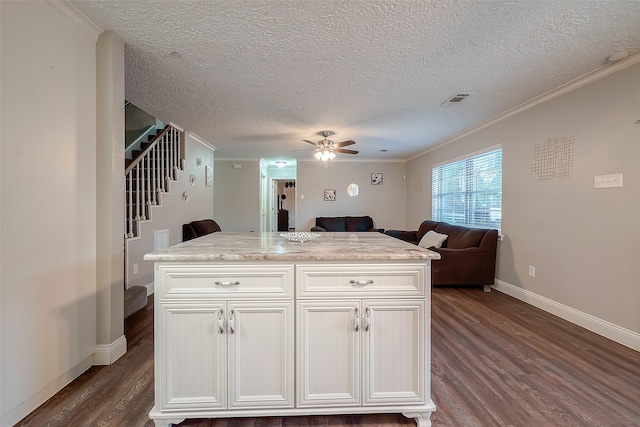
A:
297,263,426,298
157,264,293,299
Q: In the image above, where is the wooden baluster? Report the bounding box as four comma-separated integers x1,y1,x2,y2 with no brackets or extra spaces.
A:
127,171,133,237
135,163,141,221
145,153,151,215
151,144,157,205
172,128,177,177
166,132,171,183
139,155,146,220
158,141,162,192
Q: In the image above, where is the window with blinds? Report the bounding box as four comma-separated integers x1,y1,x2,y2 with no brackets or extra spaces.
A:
432,147,502,231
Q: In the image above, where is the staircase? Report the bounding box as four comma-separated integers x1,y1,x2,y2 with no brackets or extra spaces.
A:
124,124,182,318
125,125,182,239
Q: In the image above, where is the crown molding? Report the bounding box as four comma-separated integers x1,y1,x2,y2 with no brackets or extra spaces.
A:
410,52,640,161
168,121,184,132
47,1,103,39
186,131,217,150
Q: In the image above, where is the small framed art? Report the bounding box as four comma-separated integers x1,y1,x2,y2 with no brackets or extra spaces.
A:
205,166,213,186
371,173,383,185
324,189,336,201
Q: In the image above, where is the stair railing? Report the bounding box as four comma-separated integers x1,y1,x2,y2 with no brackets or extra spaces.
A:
125,125,182,238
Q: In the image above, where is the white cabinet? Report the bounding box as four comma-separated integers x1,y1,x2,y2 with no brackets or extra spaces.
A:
152,264,294,425
157,300,294,411
225,302,293,409
150,261,434,427
297,300,361,406
157,301,226,411
296,263,427,409
363,300,425,405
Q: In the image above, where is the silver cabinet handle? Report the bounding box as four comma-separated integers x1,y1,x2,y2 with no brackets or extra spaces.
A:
349,279,374,286
228,309,236,334
215,280,240,287
354,307,360,332
363,307,370,332
218,309,225,334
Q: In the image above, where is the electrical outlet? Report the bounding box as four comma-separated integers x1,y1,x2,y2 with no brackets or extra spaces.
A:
133,263,138,275
528,265,535,277
594,173,623,189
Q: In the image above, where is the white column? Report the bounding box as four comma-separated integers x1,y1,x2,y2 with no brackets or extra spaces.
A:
95,30,126,364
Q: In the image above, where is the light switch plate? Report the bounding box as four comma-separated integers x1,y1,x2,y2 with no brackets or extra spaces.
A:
594,173,623,189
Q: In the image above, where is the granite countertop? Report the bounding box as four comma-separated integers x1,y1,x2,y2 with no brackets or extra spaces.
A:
144,232,440,262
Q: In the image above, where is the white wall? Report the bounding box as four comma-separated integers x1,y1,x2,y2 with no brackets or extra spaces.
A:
214,160,262,232
296,160,407,232
126,133,215,290
1,2,101,424
406,60,640,346
215,159,407,233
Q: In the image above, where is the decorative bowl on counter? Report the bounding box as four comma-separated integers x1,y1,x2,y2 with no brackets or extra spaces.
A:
280,232,321,243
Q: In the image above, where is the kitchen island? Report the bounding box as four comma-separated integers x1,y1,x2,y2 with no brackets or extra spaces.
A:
144,232,440,426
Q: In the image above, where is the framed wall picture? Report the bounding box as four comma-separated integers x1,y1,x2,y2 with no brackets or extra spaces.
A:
205,166,213,187
371,173,383,185
324,189,336,201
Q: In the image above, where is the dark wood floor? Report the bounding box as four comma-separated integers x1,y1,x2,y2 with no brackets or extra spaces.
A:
16,288,640,426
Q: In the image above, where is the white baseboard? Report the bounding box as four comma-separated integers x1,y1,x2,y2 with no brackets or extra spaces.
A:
1,354,93,427
493,280,640,352
93,335,127,366
144,281,154,296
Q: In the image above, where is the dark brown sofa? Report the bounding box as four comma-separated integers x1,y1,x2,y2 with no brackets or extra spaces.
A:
385,220,498,291
182,219,221,241
310,216,383,233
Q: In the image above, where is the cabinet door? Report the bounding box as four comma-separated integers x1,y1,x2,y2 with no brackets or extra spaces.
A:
297,300,361,407
227,301,294,409
157,301,227,410
362,300,425,405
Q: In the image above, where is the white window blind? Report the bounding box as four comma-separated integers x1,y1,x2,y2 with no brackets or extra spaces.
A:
432,148,502,230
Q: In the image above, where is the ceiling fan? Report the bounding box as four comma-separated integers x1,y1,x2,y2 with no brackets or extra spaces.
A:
303,131,359,161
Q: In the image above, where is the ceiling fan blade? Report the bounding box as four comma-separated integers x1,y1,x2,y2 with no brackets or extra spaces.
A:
335,140,355,147
334,148,359,155
303,139,318,146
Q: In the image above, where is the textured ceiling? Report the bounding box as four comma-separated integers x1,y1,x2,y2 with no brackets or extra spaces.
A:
71,0,640,163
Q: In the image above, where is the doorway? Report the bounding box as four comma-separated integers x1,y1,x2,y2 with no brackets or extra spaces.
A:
259,159,297,232
274,179,296,231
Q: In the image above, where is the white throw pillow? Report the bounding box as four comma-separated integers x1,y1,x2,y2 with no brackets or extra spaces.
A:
418,230,448,249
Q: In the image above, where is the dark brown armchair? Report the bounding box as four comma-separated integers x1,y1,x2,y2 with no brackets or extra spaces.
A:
182,219,221,241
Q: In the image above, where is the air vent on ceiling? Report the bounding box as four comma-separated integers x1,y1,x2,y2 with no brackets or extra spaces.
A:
441,92,473,106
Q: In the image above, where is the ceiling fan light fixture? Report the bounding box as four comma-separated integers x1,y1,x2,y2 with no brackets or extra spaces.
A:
305,131,356,161
315,149,336,161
